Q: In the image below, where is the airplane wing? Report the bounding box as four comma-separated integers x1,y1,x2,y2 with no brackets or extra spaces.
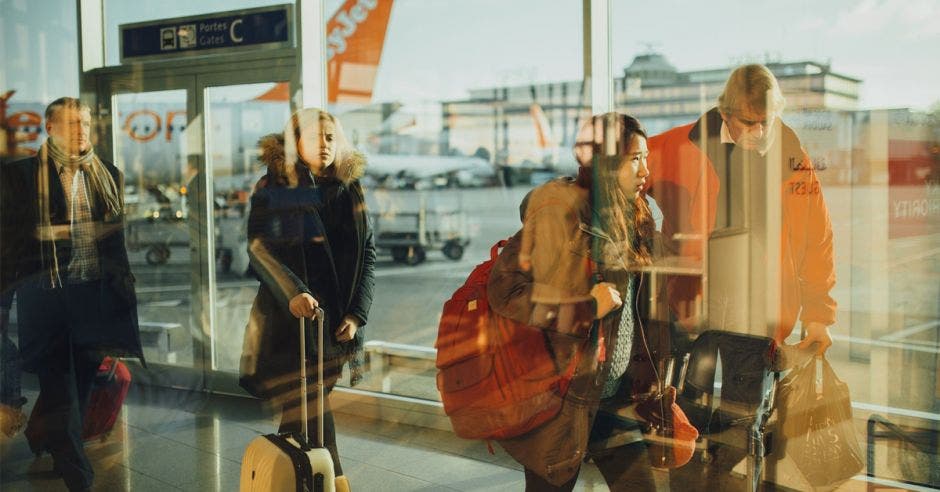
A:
365,153,494,187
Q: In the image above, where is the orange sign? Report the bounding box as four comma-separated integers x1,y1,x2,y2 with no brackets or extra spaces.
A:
7,111,43,143
123,109,162,142
122,110,186,142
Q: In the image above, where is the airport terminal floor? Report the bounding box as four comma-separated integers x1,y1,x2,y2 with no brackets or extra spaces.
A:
0,380,534,491
0,378,894,492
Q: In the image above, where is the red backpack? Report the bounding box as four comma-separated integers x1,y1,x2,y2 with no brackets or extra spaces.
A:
435,238,580,441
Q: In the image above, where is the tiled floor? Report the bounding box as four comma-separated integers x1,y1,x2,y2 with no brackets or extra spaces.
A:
0,382,611,491
0,380,914,491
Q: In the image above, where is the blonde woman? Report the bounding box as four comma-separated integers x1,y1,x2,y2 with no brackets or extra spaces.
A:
240,108,374,492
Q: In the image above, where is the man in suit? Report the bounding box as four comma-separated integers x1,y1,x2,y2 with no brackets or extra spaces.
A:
0,97,144,491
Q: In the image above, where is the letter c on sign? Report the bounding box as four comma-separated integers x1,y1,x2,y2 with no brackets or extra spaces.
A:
124,110,161,142
230,19,243,43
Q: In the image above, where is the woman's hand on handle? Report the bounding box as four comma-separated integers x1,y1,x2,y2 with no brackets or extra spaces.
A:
591,282,623,319
336,315,360,342
289,293,319,319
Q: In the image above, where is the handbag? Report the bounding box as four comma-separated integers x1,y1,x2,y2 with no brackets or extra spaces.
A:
634,386,699,469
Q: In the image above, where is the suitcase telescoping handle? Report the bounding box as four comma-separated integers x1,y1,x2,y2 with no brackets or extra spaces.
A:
300,307,326,448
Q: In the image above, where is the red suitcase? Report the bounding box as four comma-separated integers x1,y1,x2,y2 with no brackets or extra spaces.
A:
25,356,131,455
82,357,131,441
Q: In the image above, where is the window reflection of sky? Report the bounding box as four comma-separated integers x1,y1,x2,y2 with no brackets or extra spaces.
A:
4,0,938,109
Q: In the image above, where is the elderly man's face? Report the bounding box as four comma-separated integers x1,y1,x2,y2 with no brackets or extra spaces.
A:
722,104,775,151
46,107,92,156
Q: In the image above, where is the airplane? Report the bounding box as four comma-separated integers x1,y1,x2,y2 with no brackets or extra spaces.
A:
364,153,495,189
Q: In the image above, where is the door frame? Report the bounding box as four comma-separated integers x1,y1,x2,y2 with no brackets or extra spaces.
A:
87,50,297,392
197,66,296,394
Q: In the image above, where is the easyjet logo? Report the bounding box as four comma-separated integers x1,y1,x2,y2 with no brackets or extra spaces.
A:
326,0,378,59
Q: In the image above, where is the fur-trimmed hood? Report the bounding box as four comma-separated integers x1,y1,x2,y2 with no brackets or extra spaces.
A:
257,133,366,185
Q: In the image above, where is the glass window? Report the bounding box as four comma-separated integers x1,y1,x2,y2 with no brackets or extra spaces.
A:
613,1,939,489
205,82,291,373
113,89,194,366
3,1,938,491
326,0,585,400
1,1,79,157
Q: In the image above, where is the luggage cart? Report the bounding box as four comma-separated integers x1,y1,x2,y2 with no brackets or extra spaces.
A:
370,196,469,266
126,213,189,266
125,189,235,273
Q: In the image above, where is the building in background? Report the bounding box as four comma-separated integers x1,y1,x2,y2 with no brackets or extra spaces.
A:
441,52,862,172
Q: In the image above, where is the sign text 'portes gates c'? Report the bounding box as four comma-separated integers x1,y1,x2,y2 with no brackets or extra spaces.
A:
120,4,292,62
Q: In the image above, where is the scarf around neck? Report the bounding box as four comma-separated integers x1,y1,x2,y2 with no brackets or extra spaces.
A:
42,137,123,218
37,138,123,287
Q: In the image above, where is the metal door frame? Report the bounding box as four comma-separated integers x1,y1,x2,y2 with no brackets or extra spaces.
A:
85,50,297,392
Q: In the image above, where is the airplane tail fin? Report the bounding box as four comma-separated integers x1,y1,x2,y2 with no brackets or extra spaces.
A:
530,103,555,149
327,0,395,104
250,1,394,105
530,103,561,165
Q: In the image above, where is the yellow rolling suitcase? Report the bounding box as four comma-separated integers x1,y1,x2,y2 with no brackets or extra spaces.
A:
240,308,335,492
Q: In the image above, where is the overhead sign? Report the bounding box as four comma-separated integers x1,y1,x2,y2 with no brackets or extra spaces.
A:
120,4,293,62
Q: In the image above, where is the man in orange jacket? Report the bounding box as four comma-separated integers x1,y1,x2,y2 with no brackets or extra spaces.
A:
647,64,836,354
647,62,838,492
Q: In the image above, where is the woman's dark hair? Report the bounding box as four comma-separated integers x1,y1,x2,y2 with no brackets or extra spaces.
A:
581,113,654,266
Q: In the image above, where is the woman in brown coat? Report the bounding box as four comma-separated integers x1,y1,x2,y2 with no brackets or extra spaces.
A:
488,113,658,490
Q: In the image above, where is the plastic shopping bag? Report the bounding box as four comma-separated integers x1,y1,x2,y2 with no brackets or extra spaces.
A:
776,356,863,489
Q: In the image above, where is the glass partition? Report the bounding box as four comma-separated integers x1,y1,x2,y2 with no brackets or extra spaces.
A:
611,1,940,489
204,81,291,372
113,89,197,367
2,1,938,491
325,0,586,400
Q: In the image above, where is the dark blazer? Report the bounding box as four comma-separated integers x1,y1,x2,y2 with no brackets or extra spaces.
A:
0,154,144,369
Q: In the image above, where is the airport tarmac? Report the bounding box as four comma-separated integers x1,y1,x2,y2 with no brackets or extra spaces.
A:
123,184,939,416
128,186,531,374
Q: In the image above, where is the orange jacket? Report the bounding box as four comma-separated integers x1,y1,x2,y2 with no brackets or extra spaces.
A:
646,110,836,343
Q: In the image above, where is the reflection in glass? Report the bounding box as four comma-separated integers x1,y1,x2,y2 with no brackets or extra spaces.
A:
205,82,290,372
113,90,194,366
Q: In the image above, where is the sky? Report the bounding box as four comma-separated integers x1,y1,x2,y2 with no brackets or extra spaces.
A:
2,0,939,110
